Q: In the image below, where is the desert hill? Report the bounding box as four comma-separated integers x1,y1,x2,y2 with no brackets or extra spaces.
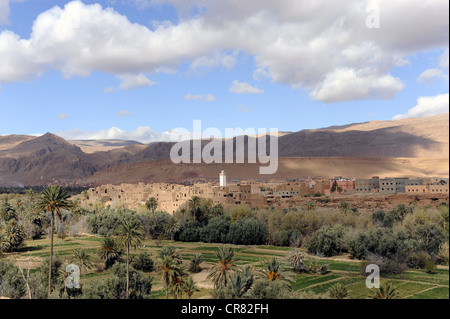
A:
85,157,449,186
0,114,448,186
68,139,145,154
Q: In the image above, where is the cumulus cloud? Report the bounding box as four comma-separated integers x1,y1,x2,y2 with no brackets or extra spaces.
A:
117,73,157,90
417,49,449,85
229,80,264,94
0,0,448,103
184,93,216,101
189,51,239,74
105,73,157,92
309,68,405,103
393,93,449,120
57,126,192,143
417,68,448,85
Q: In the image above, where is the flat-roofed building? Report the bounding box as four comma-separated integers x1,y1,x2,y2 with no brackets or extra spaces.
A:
380,177,409,194
406,184,449,194
355,177,380,193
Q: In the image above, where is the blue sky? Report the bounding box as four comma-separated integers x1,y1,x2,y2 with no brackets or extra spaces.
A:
0,0,448,142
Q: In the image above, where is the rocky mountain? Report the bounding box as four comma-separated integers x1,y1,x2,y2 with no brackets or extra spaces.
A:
0,114,448,186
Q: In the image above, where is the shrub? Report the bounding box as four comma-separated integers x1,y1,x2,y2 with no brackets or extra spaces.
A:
363,253,407,275
200,215,231,243
407,251,431,269
0,260,26,299
131,252,154,272
228,218,268,246
178,220,202,242
425,261,437,274
307,224,349,257
413,223,446,257
371,210,399,228
248,279,293,299
83,263,152,299
437,242,449,266
347,228,409,260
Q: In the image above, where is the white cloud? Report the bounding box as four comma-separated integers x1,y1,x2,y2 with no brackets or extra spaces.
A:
417,48,449,86
309,68,404,103
229,80,264,94
393,93,449,120
184,93,216,101
104,73,157,93
57,112,68,120
117,73,157,90
56,126,193,144
115,110,132,117
439,48,449,71
189,51,239,74
417,68,448,85
0,0,448,103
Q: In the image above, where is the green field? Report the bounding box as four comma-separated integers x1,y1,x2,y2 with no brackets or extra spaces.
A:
5,235,449,299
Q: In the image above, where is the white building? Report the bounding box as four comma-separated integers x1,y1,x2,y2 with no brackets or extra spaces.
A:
220,170,227,187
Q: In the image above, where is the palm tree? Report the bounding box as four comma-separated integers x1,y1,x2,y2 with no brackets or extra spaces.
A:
145,197,158,214
184,276,200,299
81,190,89,208
286,248,307,273
36,185,72,297
157,254,181,299
229,265,254,298
259,257,291,284
369,282,399,299
72,249,92,278
0,230,8,252
396,204,409,225
208,246,237,289
328,283,349,299
188,253,203,273
164,217,180,241
26,188,35,202
170,267,188,299
0,201,17,221
339,201,350,214
158,244,183,264
179,207,188,220
98,237,122,269
117,218,144,299
189,196,201,220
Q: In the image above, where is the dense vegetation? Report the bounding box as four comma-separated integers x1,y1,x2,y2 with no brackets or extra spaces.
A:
0,189,448,299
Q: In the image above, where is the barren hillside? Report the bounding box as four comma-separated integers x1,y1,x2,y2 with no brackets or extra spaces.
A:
0,114,448,186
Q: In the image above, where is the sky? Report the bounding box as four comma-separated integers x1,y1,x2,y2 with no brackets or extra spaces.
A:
0,0,448,143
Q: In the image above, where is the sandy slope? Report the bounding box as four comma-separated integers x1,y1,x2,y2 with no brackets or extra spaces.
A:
84,157,449,185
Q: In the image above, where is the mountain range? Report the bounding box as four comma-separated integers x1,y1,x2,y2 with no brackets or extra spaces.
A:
0,113,448,186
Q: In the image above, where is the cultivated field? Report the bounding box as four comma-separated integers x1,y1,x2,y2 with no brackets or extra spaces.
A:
8,236,449,300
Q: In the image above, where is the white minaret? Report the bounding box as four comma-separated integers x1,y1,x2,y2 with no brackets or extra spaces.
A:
220,170,227,187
